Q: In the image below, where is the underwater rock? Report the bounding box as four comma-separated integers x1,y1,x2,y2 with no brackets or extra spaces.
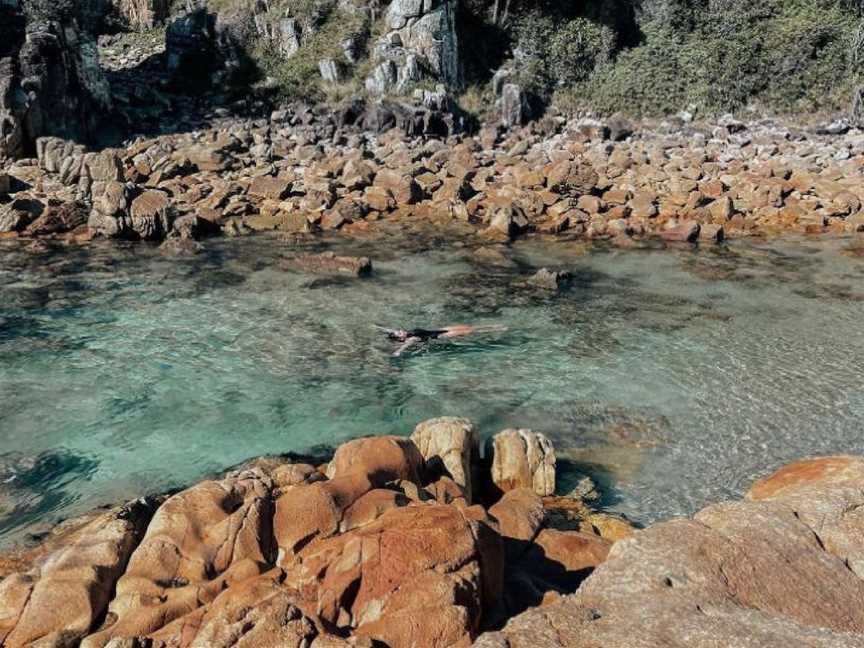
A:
280,252,373,277
159,237,203,256
525,268,572,291
473,245,518,268
746,455,864,501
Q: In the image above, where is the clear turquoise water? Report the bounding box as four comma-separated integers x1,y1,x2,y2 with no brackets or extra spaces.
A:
2,230,864,546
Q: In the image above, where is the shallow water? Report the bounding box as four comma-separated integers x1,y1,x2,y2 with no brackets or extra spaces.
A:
1,230,864,546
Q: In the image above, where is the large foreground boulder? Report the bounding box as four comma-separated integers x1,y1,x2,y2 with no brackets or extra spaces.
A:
7,423,860,648
287,503,503,647
81,470,276,647
0,500,156,648
474,456,864,648
325,435,424,485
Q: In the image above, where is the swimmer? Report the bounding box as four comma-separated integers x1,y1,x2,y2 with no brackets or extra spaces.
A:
378,324,508,356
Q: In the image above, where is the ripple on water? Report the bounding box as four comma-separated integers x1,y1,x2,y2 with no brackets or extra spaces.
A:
1,234,864,544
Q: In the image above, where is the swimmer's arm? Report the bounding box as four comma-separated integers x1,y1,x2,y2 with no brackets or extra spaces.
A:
392,337,421,357
376,325,403,340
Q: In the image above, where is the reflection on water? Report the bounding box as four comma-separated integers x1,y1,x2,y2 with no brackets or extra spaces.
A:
1,231,864,545
0,450,99,538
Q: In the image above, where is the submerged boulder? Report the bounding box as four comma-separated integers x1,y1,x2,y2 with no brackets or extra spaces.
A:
525,268,572,291
280,252,373,277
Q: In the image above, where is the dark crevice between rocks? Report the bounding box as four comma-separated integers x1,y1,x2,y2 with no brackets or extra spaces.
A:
484,537,598,631
88,494,163,636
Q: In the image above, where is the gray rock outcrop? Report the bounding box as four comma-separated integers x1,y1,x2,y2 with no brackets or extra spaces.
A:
0,4,111,159
366,0,459,95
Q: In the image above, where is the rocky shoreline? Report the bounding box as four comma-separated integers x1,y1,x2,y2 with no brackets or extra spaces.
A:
0,418,862,648
4,110,864,256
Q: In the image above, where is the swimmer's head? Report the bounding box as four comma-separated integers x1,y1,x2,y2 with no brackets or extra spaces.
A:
387,329,409,341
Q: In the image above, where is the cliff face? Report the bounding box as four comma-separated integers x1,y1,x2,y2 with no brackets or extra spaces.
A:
2,0,862,161
0,1,27,158
0,0,112,159
184,0,863,122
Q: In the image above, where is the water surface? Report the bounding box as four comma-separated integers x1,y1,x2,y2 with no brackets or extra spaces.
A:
1,230,863,546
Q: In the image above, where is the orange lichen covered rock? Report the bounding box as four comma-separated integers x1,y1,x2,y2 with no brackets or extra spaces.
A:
288,503,502,648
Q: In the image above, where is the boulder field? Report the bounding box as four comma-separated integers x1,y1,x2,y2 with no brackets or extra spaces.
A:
0,417,862,648
4,112,864,250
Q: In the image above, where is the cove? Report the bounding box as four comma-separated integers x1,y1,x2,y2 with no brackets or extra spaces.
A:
1,232,863,547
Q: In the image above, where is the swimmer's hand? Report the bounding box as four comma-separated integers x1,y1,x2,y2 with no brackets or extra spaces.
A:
392,337,421,357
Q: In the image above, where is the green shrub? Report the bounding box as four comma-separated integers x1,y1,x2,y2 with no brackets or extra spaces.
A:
564,0,861,117
253,6,369,101
512,12,617,94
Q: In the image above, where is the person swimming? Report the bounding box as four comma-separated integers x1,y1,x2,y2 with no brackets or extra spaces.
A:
378,324,507,356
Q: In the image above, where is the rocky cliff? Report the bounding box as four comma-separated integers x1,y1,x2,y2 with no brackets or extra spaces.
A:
181,0,864,123
0,0,112,159
2,0,863,159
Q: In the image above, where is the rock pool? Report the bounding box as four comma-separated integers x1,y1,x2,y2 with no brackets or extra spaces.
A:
1,231,863,546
